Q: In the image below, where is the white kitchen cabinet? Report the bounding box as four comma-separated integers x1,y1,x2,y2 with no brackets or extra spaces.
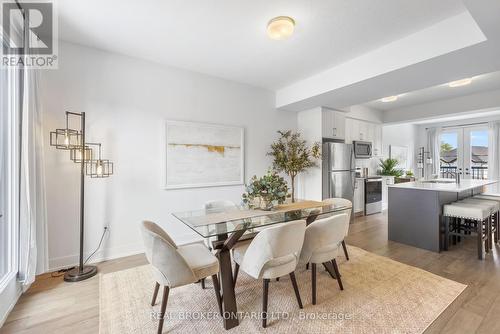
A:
358,121,369,142
344,118,357,144
354,178,365,213
373,124,383,157
381,176,395,210
345,118,383,157
322,110,345,140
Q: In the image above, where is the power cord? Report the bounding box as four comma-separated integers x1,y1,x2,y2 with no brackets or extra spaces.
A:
50,227,109,278
84,227,108,265
51,266,76,278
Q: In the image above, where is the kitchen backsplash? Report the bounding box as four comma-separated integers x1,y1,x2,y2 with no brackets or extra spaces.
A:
355,157,381,176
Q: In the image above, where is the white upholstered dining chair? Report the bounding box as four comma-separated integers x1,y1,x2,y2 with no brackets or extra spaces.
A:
299,213,349,304
140,221,222,334
322,198,352,260
231,219,306,328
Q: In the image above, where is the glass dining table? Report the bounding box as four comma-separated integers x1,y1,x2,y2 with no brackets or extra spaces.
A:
172,199,351,330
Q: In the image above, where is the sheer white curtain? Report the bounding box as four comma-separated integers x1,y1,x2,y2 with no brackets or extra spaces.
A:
17,66,49,288
7,10,50,288
426,127,442,178
488,121,500,192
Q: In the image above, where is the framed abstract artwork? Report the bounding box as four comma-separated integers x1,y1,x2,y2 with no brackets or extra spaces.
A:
164,121,244,189
389,145,409,170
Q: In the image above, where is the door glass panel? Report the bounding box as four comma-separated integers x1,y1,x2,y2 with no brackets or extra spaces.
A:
440,132,458,178
469,130,488,180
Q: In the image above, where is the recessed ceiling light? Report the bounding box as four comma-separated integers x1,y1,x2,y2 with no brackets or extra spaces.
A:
381,95,398,103
267,16,295,40
448,78,472,87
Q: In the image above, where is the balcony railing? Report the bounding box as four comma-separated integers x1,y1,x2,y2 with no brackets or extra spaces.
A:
440,166,488,180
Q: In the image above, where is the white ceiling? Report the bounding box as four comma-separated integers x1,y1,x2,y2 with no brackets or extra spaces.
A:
58,0,467,90
364,71,500,111
411,109,500,125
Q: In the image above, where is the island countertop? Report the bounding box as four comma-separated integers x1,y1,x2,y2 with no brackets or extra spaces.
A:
388,179,497,193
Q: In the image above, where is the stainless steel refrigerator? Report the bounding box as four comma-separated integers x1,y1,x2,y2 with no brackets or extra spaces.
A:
322,142,356,221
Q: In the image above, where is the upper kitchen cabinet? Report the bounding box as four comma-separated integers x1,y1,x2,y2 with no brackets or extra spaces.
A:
345,118,383,157
321,109,346,140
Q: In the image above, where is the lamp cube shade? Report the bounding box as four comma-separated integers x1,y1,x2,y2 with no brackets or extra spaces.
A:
50,128,81,150
86,159,114,178
70,146,93,163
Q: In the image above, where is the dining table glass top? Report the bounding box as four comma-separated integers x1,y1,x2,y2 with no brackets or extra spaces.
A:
172,199,351,238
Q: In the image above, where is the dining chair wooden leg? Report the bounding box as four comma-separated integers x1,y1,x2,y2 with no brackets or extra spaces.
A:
322,262,336,279
262,279,270,328
276,277,280,282
157,286,170,334
289,272,303,309
233,263,239,288
201,278,206,289
212,274,223,316
151,282,160,306
342,240,350,260
311,263,317,305
306,263,309,270
332,259,344,291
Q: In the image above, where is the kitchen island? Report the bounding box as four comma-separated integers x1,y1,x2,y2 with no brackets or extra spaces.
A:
387,179,497,252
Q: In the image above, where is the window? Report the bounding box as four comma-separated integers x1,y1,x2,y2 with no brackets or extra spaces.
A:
439,131,459,176
468,129,488,179
0,67,8,281
439,126,488,180
0,37,20,288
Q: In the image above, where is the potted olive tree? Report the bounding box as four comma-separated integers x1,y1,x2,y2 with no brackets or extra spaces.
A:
267,130,321,203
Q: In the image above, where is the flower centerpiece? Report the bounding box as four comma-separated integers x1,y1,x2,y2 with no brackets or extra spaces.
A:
242,169,289,210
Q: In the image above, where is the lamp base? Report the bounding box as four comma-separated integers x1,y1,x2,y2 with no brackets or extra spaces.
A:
64,265,98,282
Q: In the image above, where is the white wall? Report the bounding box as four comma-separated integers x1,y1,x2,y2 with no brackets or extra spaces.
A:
41,42,296,270
296,107,323,201
346,105,383,124
382,123,418,175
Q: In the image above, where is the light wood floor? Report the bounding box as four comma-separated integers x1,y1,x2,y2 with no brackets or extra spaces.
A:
2,212,500,333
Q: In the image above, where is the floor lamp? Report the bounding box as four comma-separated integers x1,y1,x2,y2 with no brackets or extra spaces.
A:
50,111,114,282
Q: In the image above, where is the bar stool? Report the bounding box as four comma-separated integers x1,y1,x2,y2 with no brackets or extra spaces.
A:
456,198,499,250
474,195,500,245
443,201,495,259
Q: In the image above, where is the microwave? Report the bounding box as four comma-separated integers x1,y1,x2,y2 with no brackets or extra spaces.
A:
353,141,372,159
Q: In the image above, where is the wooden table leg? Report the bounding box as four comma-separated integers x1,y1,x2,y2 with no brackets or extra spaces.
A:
214,228,246,330
217,248,238,330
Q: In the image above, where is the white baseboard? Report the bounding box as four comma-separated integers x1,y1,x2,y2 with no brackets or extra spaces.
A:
48,242,145,272
47,234,204,273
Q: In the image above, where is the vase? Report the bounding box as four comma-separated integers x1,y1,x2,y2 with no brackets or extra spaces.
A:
258,196,274,211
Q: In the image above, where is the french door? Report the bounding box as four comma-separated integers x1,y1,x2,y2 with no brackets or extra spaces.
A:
439,126,489,180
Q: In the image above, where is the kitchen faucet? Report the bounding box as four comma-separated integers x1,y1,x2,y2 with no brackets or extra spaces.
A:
444,171,461,184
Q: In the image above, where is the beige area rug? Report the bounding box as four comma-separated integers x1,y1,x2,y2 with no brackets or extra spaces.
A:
100,246,466,334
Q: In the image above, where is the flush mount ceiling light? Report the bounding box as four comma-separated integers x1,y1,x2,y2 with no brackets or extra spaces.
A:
267,16,295,40
380,95,398,103
448,78,472,87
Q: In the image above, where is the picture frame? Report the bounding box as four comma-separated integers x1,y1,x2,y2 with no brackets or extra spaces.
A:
164,120,244,189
